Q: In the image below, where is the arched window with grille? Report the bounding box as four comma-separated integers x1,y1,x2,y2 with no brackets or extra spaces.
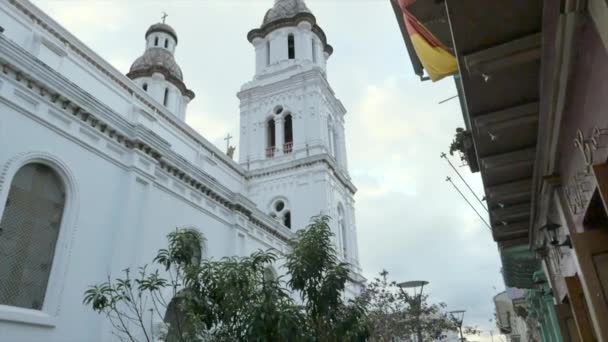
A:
0,163,66,310
284,114,293,154
338,204,347,258
164,291,196,342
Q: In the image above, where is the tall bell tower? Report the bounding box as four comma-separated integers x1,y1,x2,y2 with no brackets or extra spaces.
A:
238,0,363,284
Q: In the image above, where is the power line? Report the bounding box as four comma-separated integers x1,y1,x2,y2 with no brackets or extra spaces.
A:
441,152,488,212
446,176,492,231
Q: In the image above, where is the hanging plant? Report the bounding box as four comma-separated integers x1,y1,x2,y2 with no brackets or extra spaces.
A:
449,128,479,172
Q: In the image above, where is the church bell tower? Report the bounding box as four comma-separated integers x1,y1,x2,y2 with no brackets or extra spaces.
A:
238,0,362,278
127,20,195,120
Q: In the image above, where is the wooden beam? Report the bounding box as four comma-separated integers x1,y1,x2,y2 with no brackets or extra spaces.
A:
474,102,539,133
492,203,531,223
464,33,541,76
564,276,597,342
555,302,580,342
486,179,532,203
592,163,608,215
481,148,536,171
570,229,608,341
493,221,529,242
497,237,529,249
588,0,608,53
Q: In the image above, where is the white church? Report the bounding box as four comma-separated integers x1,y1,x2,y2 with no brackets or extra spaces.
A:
0,0,364,340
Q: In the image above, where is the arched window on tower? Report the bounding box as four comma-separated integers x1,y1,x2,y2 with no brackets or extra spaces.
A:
332,129,339,161
266,118,276,158
164,39,169,49
338,205,347,258
266,40,271,66
283,211,291,229
288,34,295,59
0,163,66,310
142,83,148,92
154,36,159,46
163,88,170,107
284,114,293,154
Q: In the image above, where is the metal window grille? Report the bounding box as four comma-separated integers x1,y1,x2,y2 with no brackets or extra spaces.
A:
0,163,65,310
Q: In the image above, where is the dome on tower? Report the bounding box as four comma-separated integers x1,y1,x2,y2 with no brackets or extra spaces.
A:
129,48,184,81
248,0,333,56
127,22,195,100
262,0,311,26
145,23,178,43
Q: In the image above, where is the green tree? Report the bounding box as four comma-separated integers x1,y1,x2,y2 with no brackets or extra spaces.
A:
286,215,368,341
361,270,478,341
84,216,367,342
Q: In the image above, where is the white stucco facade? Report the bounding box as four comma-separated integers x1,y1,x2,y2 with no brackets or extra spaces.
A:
0,0,363,341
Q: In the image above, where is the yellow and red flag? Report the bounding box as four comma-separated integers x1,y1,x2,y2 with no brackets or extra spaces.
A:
398,0,457,81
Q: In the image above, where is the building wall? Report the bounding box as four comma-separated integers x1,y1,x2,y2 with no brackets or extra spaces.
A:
0,93,285,342
556,13,608,228
495,292,531,342
542,10,608,342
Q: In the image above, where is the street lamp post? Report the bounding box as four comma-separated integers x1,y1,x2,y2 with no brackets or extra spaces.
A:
449,310,466,342
398,280,429,342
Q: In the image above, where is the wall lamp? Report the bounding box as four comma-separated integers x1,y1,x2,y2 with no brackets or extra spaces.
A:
540,221,572,249
533,278,553,297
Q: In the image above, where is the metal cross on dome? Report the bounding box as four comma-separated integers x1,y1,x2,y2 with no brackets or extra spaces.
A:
161,12,168,24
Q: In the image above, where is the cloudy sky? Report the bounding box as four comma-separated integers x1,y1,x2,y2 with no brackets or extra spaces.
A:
31,0,506,339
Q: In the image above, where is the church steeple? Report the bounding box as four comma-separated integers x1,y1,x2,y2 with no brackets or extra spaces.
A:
127,20,194,120
238,2,359,274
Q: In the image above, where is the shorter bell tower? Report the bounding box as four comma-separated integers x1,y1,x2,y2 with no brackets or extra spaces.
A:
127,21,195,120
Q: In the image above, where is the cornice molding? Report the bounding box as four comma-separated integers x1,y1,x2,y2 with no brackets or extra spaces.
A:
246,153,356,194
238,69,346,117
